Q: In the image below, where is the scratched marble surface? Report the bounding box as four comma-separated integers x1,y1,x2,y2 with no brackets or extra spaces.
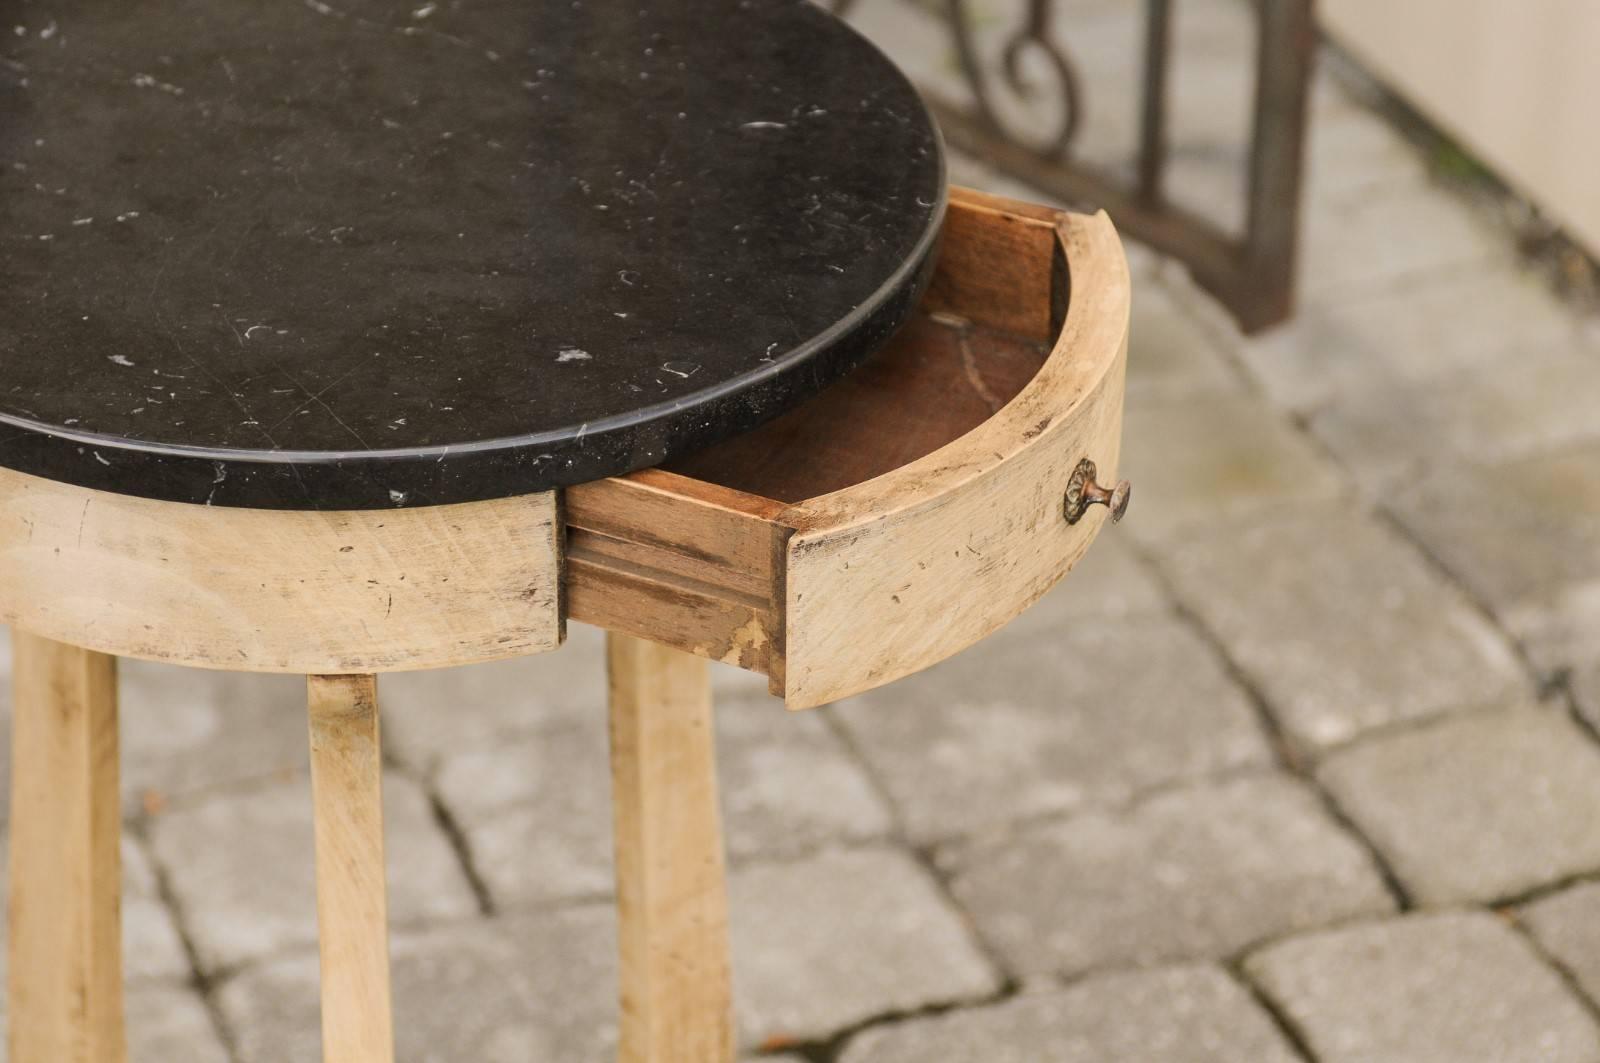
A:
0,0,944,507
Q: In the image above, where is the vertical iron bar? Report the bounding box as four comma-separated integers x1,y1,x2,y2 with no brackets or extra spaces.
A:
1138,0,1174,204
1243,0,1317,324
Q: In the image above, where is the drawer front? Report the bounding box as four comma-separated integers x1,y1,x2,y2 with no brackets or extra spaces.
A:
777,210,1129,707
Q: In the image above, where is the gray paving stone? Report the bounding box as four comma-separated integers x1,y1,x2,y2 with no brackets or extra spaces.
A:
1386,447,1600,675
1246,911,1600,1063
941,773,1394,978
1312,348,1600,484
840,964,1301,1063
433,690,893,909
148,770,477,974
715,698,893,861
122,835,193,983
119,661,306,816
433,710,613,908
730,847,1001,1047
124,983,233,1063
1126,282,1242,398
832,615,1272,844
219,906,617,1063
1240,263,1580,412
380,623,607,774
1318,706,1600,904
1521,881,1600,1011
1304,105,1429,205
1161,507,1528,754
1119,392,1347,544
1163,144,1247,241
1000,534,1169,634
1299,185,1504,306
1484,581,1600,683
1575,664,1600,737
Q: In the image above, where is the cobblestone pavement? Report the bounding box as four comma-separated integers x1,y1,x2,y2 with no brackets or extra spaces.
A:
5,2,1600,1060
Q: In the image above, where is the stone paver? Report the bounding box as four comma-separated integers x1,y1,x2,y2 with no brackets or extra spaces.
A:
729,847,1000,1047
1304,105,1429,205
1521,881,1600,1011
941,773,1394,978
1161,507,1528,754
1313,348,1600,484
839,964,1302,1063
1387,446,1600,674
1126,280,1243,397
1298,184,1504,305
1119,391,1346,544
149,770,477,974
1240,261,1580,412
122,836,193,983
432,711,613,908
219,906,617,1063
123,983,233,1063
832,615,1272,844
1246,911,1600,1063
119,661,306,818
999,533,1168,633
715,697,893,861
1575,664,1600,736
1318,706,1600,904
379,623,608,774
432,689,893,909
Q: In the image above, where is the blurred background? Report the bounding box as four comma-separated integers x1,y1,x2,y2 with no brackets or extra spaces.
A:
6,0,1600,1059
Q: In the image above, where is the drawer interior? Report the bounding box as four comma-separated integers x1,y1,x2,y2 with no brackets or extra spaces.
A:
662,312,1053,504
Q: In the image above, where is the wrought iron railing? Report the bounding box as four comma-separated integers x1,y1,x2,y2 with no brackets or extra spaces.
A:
838,0,1317,333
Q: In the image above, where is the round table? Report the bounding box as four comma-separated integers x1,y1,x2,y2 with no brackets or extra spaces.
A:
0,3,1132,1060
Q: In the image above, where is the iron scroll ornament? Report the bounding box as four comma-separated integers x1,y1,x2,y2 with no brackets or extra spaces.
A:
832,0,1083,160
824,0,1319,336
947,0,1082,160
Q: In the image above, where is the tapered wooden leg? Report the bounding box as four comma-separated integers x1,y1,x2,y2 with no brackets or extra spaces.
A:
607,634,735,1063
307,674,395,1063
8,631,125,1063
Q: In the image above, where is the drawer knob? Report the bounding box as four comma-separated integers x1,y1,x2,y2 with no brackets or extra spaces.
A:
1064,459,1131,525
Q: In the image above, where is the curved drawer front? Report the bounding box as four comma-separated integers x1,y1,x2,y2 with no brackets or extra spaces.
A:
777,212,1129,707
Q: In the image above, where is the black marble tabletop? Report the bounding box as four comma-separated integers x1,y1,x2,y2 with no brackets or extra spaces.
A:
0,0,944,509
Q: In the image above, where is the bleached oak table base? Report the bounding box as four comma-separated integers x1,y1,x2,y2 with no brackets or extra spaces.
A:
0,192,1129,1062
7,631,730,1063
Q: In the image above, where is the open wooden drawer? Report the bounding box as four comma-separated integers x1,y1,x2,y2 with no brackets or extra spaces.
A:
563,187,1130,708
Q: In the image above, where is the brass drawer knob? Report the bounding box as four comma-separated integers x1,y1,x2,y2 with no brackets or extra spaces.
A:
1064,458,1131,525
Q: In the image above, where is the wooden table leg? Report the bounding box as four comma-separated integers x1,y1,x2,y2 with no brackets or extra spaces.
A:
607,634,735,1063
308,675,395,1063
8,631,125,1063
